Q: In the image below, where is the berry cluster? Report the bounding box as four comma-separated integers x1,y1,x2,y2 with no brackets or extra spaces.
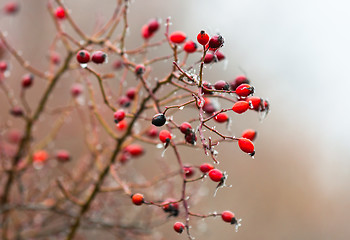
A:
0,1,269,240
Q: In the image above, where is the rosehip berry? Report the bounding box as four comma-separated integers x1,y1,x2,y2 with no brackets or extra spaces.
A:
246,96,262,111
33,150,49,163
21,74,33,88
126,87,136,100
183,166,195,178
56,150,70,162
4,2,19,14
169,31,186,44
200,163,214,173
221,211,237,224
131,193,144,206
113,60,123,70
162,198,179,216
7,129,22,144
183,40,197,53
208,34,224,49
235,84,254,97
91,51,107,64
197,30,210,46
152,113,166,127
203,52,214,64
147,126,158,138
135,64,145,75
215,51,225,61
141,24,153,39
202,81,213,94
214,112,229,123
241,129,257,141
118,96,131,107
71,83,83,97
76,50,90,64
232,101,249,114
173,222,185,234
208,169,224,182
262,99,270,112
0,61,8,72
148,18,160,33
180,122,192,134
55,6,65,19
214,80,229,90
116,119,127,131
50,52,61,65
159,130,171,143
114,110,125,123
10,106,23,117
124,144,144,157
185,131,197,144
120,153,130,164
203,101,216,114
238,138,255,156
230,75,250,90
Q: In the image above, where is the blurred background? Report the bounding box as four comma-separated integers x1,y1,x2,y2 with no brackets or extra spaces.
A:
1,0,350,239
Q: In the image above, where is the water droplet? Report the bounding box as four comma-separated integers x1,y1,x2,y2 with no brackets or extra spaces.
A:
156,143,163,149
179,106,184,110
80,63,87,68
161,148,167,157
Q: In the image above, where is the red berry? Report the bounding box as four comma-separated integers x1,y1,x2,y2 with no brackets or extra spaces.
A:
126,87,136,100
197,30,210,46
238,138,255,155
230,75,250,90
135,64,145,75
131,193,144,205
0,61,8,72
232,101,249,114
114,110,125,123
7,129,22,144
199,163,214,173
148,18,160,34
203,52,214,64
50,52,61,65
124,144,144,157
203,101,216,114
162,198,179,216
76,50,90,64
71,83,83,97
246,96,262,111
185,131,197,144
116,119,127,131
202,81,213,94
214,80,229,90
21,74,33,88
215,51,225,61
173,222,185,234
183,40,197,53
208,34,224,49
179,122,192,134
169,31,186,44
159,130,171,143
118,96,131,107
55,6,65,19
241,129,257,141
208,169,224,182
147,126,158,138
10,106,23,117
183,166,194,178
56,150,70,162
221,211,235,223
141,24,153,39
113,60,123,70
235,84,254,97
33,150,49,163
4,2,19,14
91,51,107,64
214,112,228,123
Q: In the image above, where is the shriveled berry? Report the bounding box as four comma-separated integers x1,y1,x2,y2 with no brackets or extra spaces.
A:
179,122,192,134
235,84,254,97
76,50,90,64
183,40,197,53
91,51,107,64
56,150,70,162
173,222,185,234
200,163,214,173
203,52,214,64
22,74,33,88
221,211,236,224
55,6,65,19
131,193,144,206
148,18,160,33
71,83,83,97
185,131,197,144
208,169,224,182
208,34,224,49
169,31,186,44
232,101,249,114
246,96,262,111
241,129,257,141
124,144,144,157
230,75,250,90
214,80,229,90
214,112,229,123
135,64,145,75
197,30,210,46
183,166,194,178
159,130,171,143
238,138,255,156
114,110,125,123
126,87,136,100
152,113,166,127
